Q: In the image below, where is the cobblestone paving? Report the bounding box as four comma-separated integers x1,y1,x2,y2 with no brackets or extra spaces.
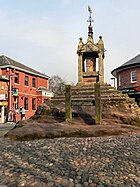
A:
0,123,15,137
0,135,140,187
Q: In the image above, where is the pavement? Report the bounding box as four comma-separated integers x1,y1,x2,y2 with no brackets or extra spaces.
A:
0,132,140,186
0,123,15,137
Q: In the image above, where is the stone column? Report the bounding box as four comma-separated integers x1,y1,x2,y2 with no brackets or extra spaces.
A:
98,36,104,84
98,52,104,84
78,54,83,83
65,84,72,122
95,83,102,125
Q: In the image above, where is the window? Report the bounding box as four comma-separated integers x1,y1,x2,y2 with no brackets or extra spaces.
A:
32,98,36,110
13,96,18,109
131,71,137,83
32,78,36,87
24,98,28,110
25,76,29,86
15,73,19,84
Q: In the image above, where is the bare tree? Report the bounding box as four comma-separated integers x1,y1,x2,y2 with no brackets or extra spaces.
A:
49,75,65,95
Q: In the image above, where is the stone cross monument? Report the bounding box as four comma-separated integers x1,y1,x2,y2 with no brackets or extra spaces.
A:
77,6,105,85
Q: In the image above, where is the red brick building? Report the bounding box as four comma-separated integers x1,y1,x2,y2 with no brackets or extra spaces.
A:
0,75,9,123
0,55,53,122
111,54,140,103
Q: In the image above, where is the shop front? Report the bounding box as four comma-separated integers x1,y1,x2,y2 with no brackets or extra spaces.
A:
0,100,8,123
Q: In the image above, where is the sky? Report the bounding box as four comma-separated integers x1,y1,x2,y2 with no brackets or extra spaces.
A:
0,0,139,86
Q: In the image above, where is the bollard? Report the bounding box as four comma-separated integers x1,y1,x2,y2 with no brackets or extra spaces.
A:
65,84,72,122
95,83,102,124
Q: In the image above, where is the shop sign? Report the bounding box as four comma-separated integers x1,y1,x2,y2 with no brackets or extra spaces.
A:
0,101,8,106
42,91,54,97
13,88,18,95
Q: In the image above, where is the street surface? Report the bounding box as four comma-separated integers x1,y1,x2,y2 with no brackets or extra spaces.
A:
0,132,140,186
0,123,15,137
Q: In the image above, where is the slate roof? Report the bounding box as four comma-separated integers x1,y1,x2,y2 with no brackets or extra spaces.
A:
0,55,49,79
111,54,140,77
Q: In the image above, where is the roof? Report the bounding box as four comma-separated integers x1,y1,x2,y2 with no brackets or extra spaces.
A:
111,54,140,77
0,55,49,79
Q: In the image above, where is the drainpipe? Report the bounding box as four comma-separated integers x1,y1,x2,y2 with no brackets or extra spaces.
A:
9,74,15,111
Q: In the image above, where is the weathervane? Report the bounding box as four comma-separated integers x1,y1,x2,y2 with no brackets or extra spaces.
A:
87,6,94,26
87,6,94,38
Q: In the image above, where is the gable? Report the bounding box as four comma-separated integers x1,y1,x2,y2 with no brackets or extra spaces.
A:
80,42,99,53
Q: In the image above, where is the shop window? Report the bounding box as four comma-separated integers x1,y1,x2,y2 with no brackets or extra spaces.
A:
25,76,29,86
32,98,36,110
15,73,19,84
13,96,18,109
24,98,28,110
32,78,36,87
131,71,137,83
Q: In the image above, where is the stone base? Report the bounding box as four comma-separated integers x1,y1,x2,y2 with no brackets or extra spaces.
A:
82,71,99,84
76,82,95,87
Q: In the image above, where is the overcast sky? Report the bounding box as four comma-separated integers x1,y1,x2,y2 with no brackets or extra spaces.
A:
0,0,139,86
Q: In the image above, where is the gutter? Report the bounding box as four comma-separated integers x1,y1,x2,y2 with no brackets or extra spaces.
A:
111,63,140,77
0,65,50,79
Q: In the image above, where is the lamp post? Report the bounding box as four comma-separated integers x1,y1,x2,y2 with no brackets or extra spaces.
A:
110,77,115,88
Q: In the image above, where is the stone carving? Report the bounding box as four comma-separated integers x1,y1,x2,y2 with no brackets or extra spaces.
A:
77,37,84,55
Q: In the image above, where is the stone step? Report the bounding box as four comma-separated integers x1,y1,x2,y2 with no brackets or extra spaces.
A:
51,84,130,107
55,89,122,96
53,95,94,99
73,84,115,90
52,85,118,96
53,87,126,96
72,90,121,95
72,90,94,95
72,87,115,92
52,93,127,100
52,96,127,103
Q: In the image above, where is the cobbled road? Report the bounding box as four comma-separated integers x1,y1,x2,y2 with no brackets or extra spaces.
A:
0,123,15,137
0,125,140,187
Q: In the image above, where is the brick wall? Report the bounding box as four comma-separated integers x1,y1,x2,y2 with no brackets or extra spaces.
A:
0,81,8,96
117,66,140,89
1,68,49,121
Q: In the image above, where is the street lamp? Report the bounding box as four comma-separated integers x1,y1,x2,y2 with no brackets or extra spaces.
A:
110,77,115,88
